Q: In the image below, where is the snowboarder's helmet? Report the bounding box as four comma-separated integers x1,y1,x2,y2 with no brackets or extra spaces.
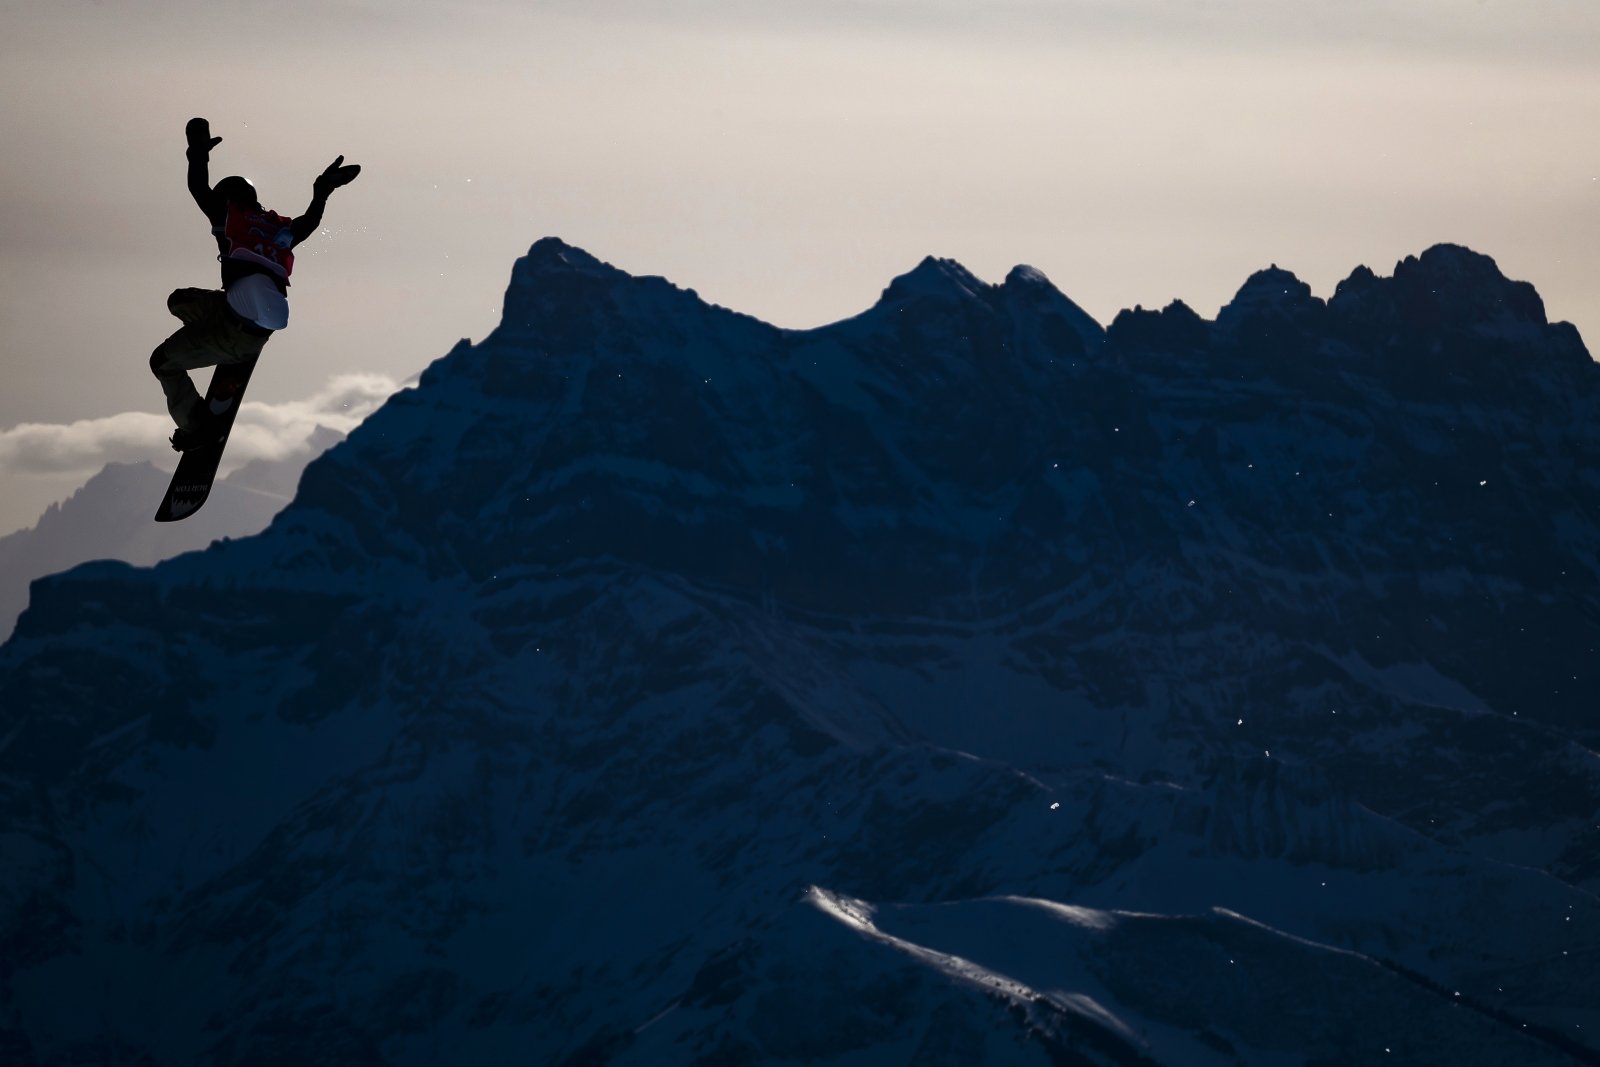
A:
214,175,259,208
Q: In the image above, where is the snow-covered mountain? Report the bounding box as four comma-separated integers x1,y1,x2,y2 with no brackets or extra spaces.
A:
2,238,1597,1065
0,428,343,641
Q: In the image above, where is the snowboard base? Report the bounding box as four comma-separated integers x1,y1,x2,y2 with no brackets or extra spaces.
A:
155,358,258,522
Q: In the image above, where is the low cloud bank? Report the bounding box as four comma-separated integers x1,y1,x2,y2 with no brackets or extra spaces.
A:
0,373,404,478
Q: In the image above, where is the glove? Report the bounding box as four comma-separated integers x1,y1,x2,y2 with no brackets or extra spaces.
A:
313,155,362,198
186,117,222,160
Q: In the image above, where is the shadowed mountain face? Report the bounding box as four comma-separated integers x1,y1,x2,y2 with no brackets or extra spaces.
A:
2,239,1597,1065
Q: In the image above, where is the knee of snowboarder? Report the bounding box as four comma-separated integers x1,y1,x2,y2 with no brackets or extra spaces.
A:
165,288,203,317
150,346,169,376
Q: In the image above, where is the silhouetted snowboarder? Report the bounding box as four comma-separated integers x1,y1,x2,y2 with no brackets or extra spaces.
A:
150,118,358,521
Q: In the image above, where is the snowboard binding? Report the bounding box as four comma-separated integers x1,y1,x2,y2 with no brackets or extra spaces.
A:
169,406,226,452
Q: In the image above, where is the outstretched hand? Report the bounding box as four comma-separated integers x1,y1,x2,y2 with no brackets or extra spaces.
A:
313,155,362,198
185,117,222,157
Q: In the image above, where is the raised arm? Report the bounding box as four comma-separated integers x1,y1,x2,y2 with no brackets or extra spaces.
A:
185,117,223,224
290,155,361,247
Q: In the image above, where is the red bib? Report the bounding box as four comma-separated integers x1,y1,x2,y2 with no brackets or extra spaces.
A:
218,204,295,280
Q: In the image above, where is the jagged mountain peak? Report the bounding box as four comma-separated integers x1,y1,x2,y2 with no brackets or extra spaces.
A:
1002,263,1053,290
1328,242,1556,343
1222,264,1321,312
877,254,988,306
13,461,161,534
1331,262,1381,300
1105,298,1210,354
498,237,622,336
519,235,610,275
1000,263,1106,358
1397,242,1548,324
864,257,1106,357
1408,241,1513,281
494,237,726,354
1214,263,1326,348
503,237,658,302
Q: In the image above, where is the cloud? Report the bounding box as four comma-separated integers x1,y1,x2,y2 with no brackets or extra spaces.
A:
0,373,404,479
218,373,405,469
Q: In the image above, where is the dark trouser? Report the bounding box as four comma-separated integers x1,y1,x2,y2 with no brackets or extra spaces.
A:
150,288,270,429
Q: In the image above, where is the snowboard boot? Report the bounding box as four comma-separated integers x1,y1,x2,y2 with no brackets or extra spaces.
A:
170,405,224,452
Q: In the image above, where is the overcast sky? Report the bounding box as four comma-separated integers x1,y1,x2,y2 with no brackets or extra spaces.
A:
2,0,1597,534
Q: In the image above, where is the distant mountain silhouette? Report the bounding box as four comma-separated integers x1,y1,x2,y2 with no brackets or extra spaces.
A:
0,427,342,639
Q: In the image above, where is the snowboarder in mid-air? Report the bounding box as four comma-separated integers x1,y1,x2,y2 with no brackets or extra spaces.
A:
151,117,359,452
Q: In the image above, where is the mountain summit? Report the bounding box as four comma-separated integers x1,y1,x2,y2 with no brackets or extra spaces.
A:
2,241,1597,1065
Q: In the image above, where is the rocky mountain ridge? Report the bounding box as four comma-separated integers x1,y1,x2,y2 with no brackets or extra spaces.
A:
1,238,1596,1065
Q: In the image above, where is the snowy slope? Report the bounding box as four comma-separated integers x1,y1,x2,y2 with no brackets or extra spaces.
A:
1,239,1597,1065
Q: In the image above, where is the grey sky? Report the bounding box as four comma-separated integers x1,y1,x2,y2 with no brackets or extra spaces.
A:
2,0,1597,534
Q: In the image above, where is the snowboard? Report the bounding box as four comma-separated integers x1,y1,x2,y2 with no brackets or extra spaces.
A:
154,357,258,522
